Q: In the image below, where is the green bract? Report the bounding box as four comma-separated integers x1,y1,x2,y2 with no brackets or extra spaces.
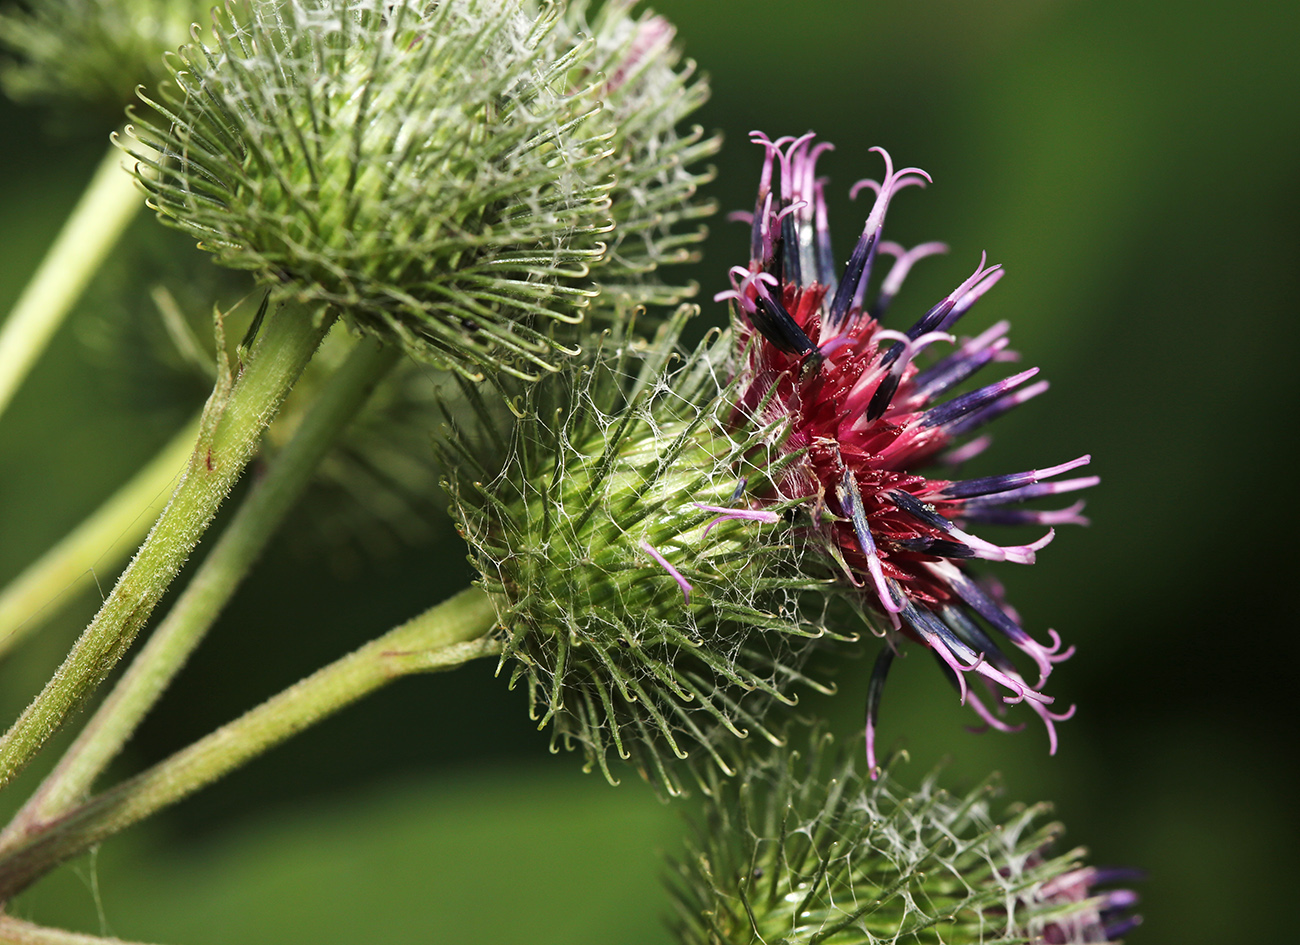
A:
124,0,715,380
0,0,209,118
438,308,846,793
670,731,1136,945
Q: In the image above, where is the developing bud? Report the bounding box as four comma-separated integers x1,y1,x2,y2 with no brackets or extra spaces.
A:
438,307,848,794
124,0,715,380
669,729,1142,944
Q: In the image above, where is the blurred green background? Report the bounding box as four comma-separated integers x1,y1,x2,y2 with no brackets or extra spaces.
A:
1,0,1297,942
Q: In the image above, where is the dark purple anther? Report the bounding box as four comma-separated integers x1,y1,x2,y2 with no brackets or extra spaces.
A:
944,378,1049,436
920,368,1040,429
935,455,1091,500
864,645,895,776
752,288,816,357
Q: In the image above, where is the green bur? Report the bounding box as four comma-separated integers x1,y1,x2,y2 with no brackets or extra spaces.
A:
670,730,1139,945
440,310,848,794
125,0,715,381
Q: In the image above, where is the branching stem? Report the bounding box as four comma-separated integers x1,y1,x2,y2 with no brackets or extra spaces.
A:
4,336,400,835
0,300,336,790
0,587,499,902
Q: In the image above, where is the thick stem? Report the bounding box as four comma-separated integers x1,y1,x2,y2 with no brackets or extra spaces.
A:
0,142,141,423
0,301,336,790
9,336,399,829
0,915,162,945
0,415,202,661
0,587,499,901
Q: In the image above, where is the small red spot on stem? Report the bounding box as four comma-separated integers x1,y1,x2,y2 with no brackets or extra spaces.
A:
205,448,214,471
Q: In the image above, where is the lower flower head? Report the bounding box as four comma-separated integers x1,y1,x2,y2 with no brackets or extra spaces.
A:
718,132,1097,770
669,729,1141,945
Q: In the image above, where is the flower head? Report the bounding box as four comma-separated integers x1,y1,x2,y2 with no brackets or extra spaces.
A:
669,729,1141,945
717,133,1096,771
125,0,714,380
438,306,843,794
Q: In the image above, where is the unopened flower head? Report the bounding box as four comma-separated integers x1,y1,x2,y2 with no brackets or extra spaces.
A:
439,307,845,794
669,729,1141,945
716,133,1097,771
0,0,209,119
125,0,715,380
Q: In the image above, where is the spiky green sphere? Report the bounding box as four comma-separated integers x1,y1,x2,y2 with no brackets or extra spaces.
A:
439,308,847,793
124,0,715,380
669,730,1141,945
0,0,209,118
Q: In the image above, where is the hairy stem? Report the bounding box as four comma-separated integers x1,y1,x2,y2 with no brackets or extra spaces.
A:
0,143,141,423
0,301,336,790
0,587,499,901
0,415,202,661
6,336,399,831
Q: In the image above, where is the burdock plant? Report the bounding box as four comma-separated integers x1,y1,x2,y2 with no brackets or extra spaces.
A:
0,0,1135,940
0,0,717,930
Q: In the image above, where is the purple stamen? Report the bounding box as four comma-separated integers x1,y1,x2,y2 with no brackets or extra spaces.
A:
813,177,836,289
864,646,894,777
901,602,1052,707
825,147,931,332
930,560,1075,686
837,469,902,613
910,319,1013,400
938,266,1005,332
944,379,1050,437
961,475,1100,508
639,539,691,604
751,280,817,357
864,329,954,423
888,489,1054,564
1103,916,1144,940
1101,890,1141,911
921,367,1041,429
932,454,1092,500
884,253,1001,367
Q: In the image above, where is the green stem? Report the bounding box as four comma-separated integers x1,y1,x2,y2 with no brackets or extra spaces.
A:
0,915,162,945
0,587,499,902
0,141,141,423
7,336,399,831
0,301,336,791
0,414,202,662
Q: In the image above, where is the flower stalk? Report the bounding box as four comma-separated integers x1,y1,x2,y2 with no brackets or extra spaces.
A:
0,586,499,902
3,335,400,836
0,144,141,422
0,299,336,790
